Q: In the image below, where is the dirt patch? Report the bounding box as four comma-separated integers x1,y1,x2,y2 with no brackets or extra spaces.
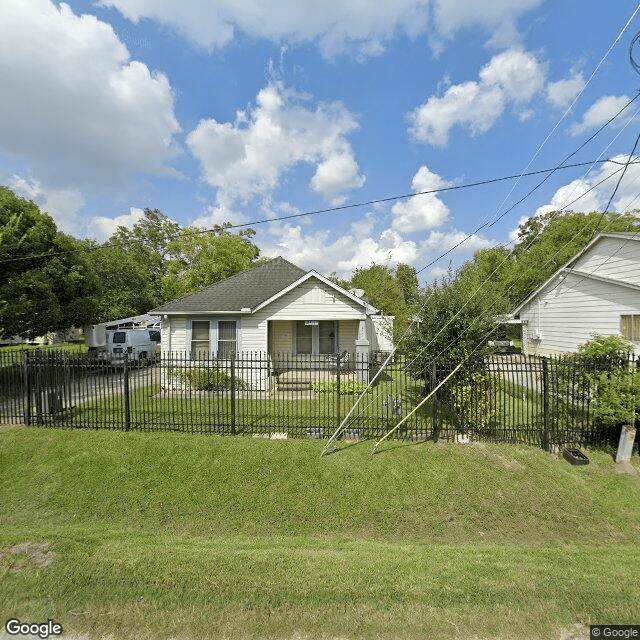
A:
0,541,56,570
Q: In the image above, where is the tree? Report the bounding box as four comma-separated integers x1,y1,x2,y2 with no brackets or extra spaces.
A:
403,267,494,365
395,263,420,306
506,210,640,307
110,208,180,307
84,242,158,321
106,210,261,308
346,263,418,340
0,187,99,339
163,226,260,300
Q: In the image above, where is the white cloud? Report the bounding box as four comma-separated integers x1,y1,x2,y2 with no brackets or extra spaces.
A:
8,175,85,236
391,166,452,232
258,218,418,278
409,49,546,146
534,179,603,219
0,0,180,189
187,82,364,204
546,70,585,109
570,95,633,137
99,0,542,59
191,194,249,228
532,156,640,219
91,207,147,242
99,0,430,59
479,48,546,103
310,148,366,205
419,229,494,255
433,0,543,49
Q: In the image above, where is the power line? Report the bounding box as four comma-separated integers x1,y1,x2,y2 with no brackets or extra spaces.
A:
2,157,639,266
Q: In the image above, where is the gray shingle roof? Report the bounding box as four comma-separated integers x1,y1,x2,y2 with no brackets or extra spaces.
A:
150,256,308,314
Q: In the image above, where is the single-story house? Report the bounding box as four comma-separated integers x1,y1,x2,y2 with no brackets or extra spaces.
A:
150,257,393,387
511,232,640,356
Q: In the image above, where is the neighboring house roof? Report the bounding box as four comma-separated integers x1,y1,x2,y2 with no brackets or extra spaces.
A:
150,256,371,315
511,232,640,316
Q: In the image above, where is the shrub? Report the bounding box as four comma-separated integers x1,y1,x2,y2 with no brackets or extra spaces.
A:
173,366,246,391
552,335,639,431
448,369,495,434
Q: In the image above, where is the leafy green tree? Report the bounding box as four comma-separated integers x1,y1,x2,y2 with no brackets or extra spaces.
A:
346,263,419,341
110,208,180,306
395,263,419,306
506,210,640,307
163,226,260,300
106,210,261,307
84,242,158,321
403,267,494,365
0,187,99,339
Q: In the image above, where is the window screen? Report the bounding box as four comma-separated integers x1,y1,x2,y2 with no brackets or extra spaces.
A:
318,321,335,354
217,321,237,358
296,321,312,354
218,320,237,358
621,315,640,342
191,321,210,359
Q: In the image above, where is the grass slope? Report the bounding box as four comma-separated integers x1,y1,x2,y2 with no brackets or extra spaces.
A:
1,427,639,639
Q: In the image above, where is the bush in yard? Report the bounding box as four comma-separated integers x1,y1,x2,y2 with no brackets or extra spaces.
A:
551,335,638,436
577,335,638,430
175,367,246,391
448,368,495,434
312,379,370,395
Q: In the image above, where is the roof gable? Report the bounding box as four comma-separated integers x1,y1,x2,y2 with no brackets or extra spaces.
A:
151,256,307,314
511,232,640,315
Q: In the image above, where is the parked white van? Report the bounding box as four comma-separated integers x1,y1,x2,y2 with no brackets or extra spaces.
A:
106,328,158,365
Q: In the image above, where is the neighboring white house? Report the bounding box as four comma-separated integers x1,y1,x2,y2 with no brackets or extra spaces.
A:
511,232,640,356
150,257,394,386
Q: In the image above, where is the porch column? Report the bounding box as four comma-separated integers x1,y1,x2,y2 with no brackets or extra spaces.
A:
355,320,369,384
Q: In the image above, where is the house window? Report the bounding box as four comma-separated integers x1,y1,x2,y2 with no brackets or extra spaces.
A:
296,321,313,354
621,315,640,342
217,321,237,358
191,321,210,359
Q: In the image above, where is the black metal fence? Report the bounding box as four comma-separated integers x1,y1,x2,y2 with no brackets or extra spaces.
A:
0,349,636,451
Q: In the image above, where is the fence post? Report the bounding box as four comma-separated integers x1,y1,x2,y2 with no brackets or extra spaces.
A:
123,353,131,431
542,357,549,452
336,352,342,431
23,352,31,426
231,352,236,435
431,360,438,441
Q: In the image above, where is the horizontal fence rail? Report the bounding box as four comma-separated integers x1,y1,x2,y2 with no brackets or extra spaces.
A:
0,349,637,451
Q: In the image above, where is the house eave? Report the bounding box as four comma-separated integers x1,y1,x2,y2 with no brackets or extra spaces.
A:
511,232,640,315
251,270,372,314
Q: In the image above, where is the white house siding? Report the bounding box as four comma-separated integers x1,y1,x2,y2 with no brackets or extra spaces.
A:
573,237,640,286
269,320,294,353
520,271,640,356
238,314,268,352
163,316,187,354
338,320,359,352
368,316,394,352
263,278,367,321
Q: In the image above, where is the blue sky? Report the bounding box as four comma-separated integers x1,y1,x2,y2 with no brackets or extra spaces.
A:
2,0,640,282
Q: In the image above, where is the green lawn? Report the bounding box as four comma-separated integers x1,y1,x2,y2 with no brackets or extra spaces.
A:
0,341,87,354
1,427,639,639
